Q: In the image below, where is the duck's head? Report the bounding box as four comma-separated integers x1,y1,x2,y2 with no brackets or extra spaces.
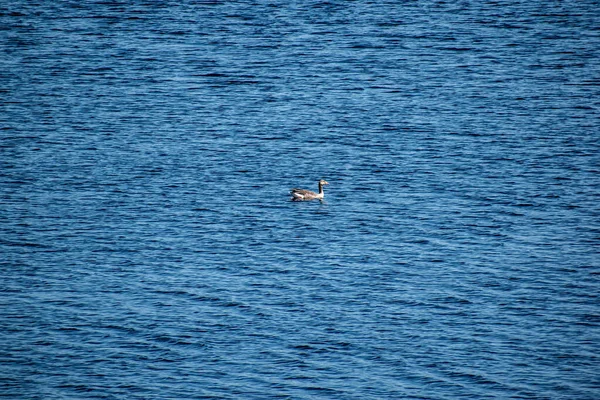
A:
319,179,329,185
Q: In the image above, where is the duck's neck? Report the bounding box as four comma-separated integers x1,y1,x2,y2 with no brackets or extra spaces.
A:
318,182,324,195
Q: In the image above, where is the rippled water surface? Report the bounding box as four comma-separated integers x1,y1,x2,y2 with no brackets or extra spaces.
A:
2,1,599,398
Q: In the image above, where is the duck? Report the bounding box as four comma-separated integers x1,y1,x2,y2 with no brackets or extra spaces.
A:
290,179,329,201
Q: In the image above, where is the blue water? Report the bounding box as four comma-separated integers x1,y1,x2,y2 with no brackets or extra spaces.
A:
2,1,599,398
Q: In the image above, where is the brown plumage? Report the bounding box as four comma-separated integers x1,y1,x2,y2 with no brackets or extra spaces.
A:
290,179,329,201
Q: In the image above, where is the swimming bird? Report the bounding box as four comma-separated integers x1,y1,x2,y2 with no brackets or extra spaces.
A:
290,179,329,201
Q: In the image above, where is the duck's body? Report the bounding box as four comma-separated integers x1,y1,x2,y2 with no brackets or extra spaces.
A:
290,179,329,201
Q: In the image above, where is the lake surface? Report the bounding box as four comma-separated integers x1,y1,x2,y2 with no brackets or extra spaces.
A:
1,1,599,398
